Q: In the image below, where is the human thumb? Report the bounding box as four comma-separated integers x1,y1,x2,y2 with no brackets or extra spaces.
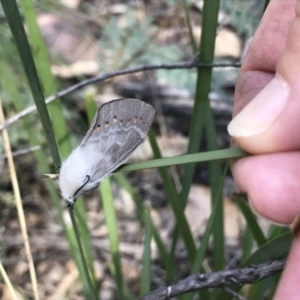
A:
228,0,300,154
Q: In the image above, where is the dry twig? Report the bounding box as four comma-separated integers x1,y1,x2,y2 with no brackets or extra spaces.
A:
0,59,241,131
142,258,286,300
0,145,41,160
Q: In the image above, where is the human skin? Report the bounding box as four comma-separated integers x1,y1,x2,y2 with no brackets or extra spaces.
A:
227,0,300,298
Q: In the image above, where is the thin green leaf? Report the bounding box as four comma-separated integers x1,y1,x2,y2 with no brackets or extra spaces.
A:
181,0,197,52
25,0,97,293
179,109,206,207
0,0,60,168
100,178,125,299
182,163,228,300
268,225,290,240
242,232,291,266
170,0,221,274
0,60,65,226
113,173,175,280
19,0,72,159
205,108,224,270
174,0,222,274
241,226,254,262
69,210,98,300
249,277,274,300
192,163,228,273
148,130,196,262
74,203,98,293
140,205,152,297
235,194,267,247
117,148,247,172
1,1,96,297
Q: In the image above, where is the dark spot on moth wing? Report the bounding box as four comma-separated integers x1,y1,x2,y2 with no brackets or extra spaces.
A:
80,98,155,146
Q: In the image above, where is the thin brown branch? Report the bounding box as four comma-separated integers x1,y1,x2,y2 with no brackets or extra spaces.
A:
142,258,286,300
0,145,41,160
0,59,241,131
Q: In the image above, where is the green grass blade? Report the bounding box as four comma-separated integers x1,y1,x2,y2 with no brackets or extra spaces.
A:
148,130,196,262
117,148,247,172
0,59,66,228
240,233,290,299
180,0,197,52
0,0,60,168
174,0,222,273
23,0,97,291
10,96,94,297
170,0,221,273
100,178,125,299
169,121,206,273
241,226,254,262
0,61,75,286
182,163,228,300
250,277,275,300
69,210,98,300
268,225,290,240
205,108,224,270
179,115,206,207
65,225,90,295
140,205,152,297
19,0,71,159
1,1,96,297
113,174,168,261
74,203,98,293
180,0,221,204
113,173,175,280
242,232,291,265
235,194,267,247
265,273,281,299
192,163,228,273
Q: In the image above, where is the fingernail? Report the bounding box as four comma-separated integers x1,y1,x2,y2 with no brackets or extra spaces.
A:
228,76,290,137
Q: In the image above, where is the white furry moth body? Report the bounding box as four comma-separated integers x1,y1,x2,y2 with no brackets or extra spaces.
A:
59,99,155,208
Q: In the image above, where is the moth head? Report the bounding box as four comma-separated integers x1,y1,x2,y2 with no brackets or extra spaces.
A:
59,154,91,203
59,173,91,202
58,146,93,203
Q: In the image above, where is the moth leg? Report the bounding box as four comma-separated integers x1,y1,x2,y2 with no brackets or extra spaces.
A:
67,202,74,209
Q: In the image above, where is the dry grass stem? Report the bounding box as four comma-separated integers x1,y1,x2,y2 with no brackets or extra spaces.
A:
0,261,19,300
0,99,40,300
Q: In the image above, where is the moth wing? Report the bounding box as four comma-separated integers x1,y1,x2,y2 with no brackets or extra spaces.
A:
80,98,155,183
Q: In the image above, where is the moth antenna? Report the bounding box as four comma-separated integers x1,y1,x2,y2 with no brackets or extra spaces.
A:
73,175,90,198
